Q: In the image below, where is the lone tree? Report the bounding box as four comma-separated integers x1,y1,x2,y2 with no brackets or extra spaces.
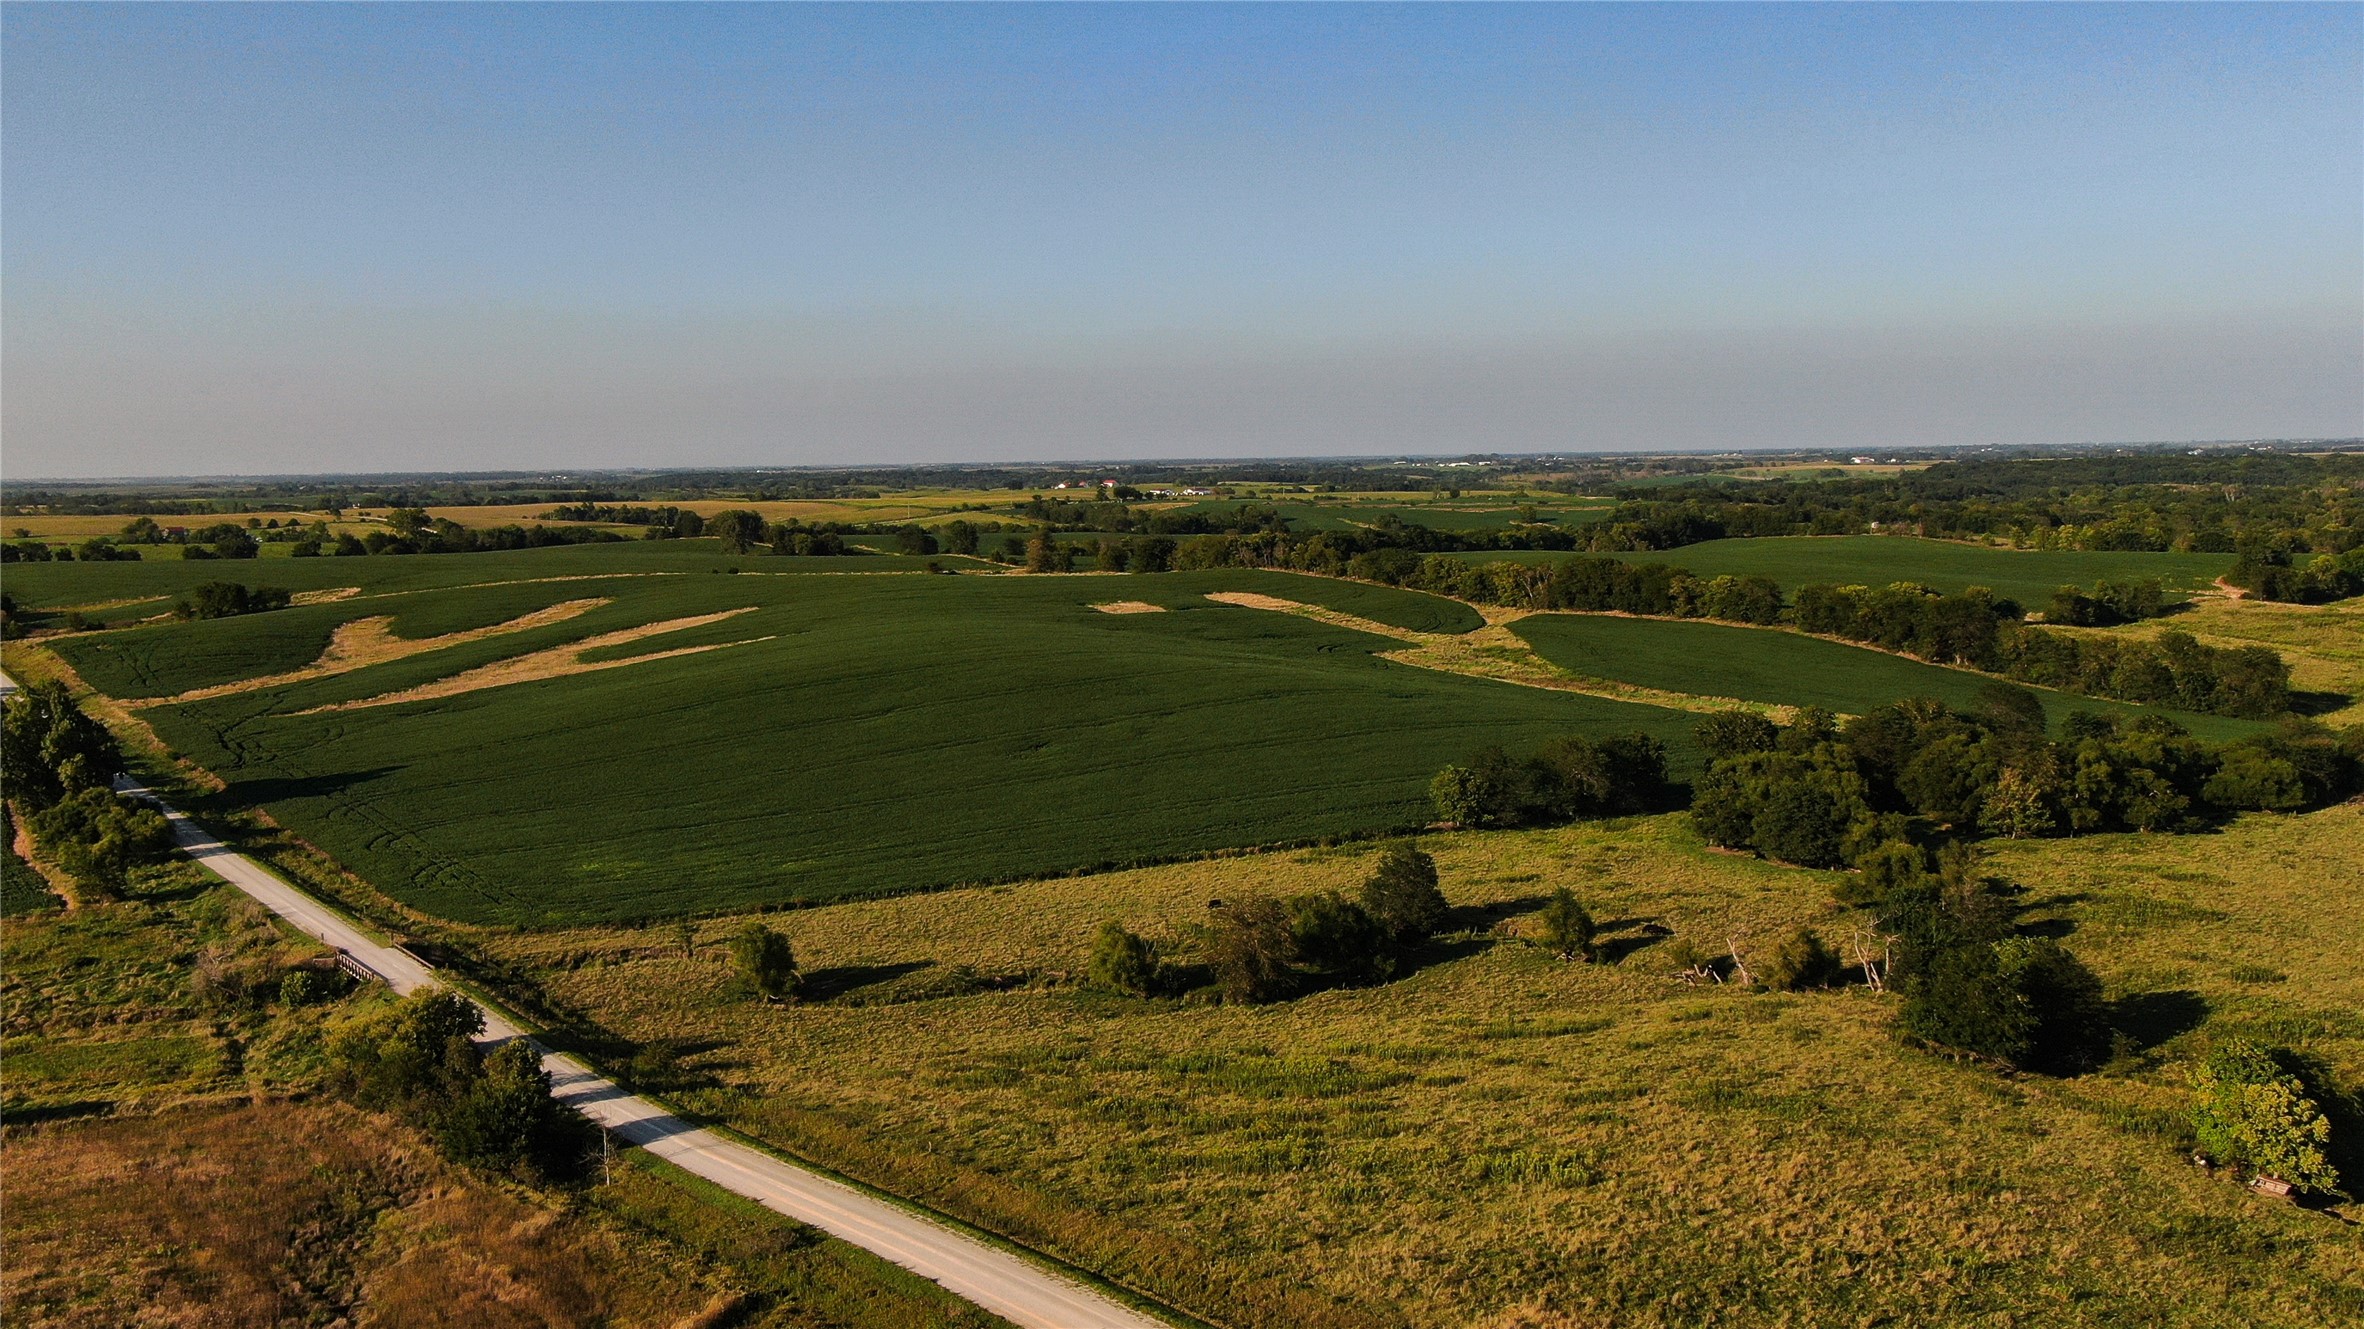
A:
2189,1040,2343,1195
1087,921,1160,996
1360,843,1447,942
730,923,802,1002
1537,888,1597,961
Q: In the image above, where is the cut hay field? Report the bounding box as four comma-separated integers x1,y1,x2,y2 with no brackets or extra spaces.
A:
489,807,2364,1329
35,559,1694,925
1509,613,2268,739
1443,536,2232,606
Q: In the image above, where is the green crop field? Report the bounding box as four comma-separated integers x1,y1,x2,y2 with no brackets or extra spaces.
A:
0,537,980,624
1614,536,2232,606
42,561,1690,925
1510,613,2267,739
488,806,2364,1329
1168,498,1614,533
1439,536,2232,606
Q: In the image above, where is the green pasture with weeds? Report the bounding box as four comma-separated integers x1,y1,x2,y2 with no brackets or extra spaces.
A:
41,561,1688,924
493,807,2364,1329
1510,612,2268,739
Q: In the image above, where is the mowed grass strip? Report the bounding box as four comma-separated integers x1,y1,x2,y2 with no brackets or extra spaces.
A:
124,571,1692,924
1509,613,2268,739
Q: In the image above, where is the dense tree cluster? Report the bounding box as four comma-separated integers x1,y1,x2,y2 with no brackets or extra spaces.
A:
2227,541,2364,604
542,503,708,538
171,581,293,621
1693,697,2360,869
326,991,597,1181
2,680,173,897
1429,732,1671,828
1577,451,2363,574
2042,578,2170,626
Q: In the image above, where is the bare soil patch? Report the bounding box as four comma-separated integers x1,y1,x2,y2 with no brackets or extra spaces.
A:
299,608,766,713
1091,601,1169,614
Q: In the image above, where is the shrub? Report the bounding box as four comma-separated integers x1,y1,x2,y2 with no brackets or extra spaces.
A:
1537,888,1597,961
1205,895,1296,1004
730,923,801,1002
2189,1040,2342,1194
27,787,174,897
1898,936,2108,1074
1360,843,1446,941
1087,921,1160,996
1762,927,1839,991
1286,891,1395,985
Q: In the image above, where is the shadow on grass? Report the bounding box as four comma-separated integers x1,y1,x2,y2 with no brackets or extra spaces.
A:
799,960,933,1002
197,766,405,811
2112,989,2210,1052
2289,689,2355,718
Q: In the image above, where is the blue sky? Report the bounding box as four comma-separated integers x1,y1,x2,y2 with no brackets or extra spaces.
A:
5,3,2358,476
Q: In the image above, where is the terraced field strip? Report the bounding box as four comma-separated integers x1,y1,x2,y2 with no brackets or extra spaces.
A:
129,598,612,707
295,607,770,713
1203,592,1790,719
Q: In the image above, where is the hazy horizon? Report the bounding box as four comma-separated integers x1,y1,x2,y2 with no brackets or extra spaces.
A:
6,4,2359,479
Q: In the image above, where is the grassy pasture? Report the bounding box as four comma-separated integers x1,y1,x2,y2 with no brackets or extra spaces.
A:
50,567,1691,925
1510,613,2268,739
493,808,2364,1329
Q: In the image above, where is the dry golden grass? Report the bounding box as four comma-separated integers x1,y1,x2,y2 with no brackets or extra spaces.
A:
488,809,2364,1329
133,598,611,707
1090,601,1169,614
297,607,767,713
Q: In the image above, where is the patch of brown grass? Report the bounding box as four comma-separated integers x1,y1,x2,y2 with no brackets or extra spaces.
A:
1089,601,1168,614
0,1101,707,1329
